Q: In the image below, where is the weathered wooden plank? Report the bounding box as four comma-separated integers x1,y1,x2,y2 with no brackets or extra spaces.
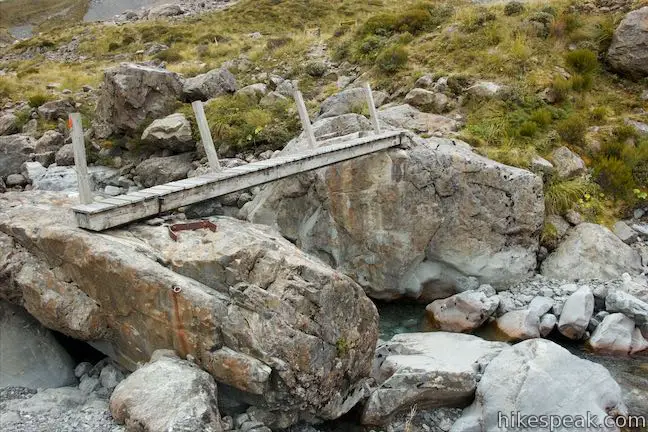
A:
192,100,221,171
69,113,92,205
73,131,403,230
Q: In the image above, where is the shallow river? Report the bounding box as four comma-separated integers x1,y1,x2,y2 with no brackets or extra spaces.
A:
1,0,168,38
377,300,648,418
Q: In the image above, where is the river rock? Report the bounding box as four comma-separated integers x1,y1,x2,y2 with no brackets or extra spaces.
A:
237,83,269,102
450,339,627,432
35,130,65,153
558,286,594,340
141,113,194,153
148,3,184,18
426,290,499,332
606,289,648,325
613,220,639,244
110,353,222,431
134,153,194,187
5,173,26,187
539,313,557,336
607,7,648,78
37,99,75,121
550,146,586,179
404,89,450,113
362,332,507,425
55,144,75,166
465,81,510,99
495,309,540,341
0,134,36,178
0,112,19,136
0,301,77,389
542,223,643,280
94,63,184,138
0,385,123,432
182,67,238,101
0,191,378,425
318,87,387,119
243,115,543,300
588,313,635,354
378,104,460,135
30,165,119,193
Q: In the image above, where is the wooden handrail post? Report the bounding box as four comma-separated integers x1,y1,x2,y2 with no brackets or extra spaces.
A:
192,100,221,172
69,113,92,205
364,82,381,134
293,90,317,147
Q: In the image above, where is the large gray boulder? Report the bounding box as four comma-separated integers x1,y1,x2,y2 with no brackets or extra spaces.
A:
318,87,387,119
0,191,379,425
148,3,184,18
550,146,586,179
542,223,643,280
378,104,460,135
606,289,648,325
94,63,184,138
141,113,194,153
0,301,76,389
182,67,238,101
243,115,544,300
607,7,648,78
34,130,65,153
588,313,636,355
558,285,594,340
426,290,499,332
30,165,119,193
404,88,450,114
134,153,194,187
37,99,75,121
362,333,507,426
0,112,19,136
110,353,222,432
0,134,36,178
451,339,627,432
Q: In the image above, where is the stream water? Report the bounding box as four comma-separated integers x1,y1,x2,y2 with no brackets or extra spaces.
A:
1,0,166,38
376,301,648,418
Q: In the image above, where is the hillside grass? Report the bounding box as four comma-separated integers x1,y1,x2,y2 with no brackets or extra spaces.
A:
0,0,647,219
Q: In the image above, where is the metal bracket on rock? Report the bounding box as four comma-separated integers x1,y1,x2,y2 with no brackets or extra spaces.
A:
168,220,218,241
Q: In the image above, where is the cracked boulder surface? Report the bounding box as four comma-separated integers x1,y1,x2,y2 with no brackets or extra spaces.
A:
242,113,544,301
0,191,378,426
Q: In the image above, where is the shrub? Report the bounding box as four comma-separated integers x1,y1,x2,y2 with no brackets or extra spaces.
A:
199,93,300,152
550,76,571,103
544,178,592,214
565,49,598,74
355,34,386,61
556,115,587,146
376,45,408,72
305,61,327,77
589,106,609,122
154,46,183,63
593,156,635,198
569,74,593,92
529,12,554,26
530,108,553,127
27,93,51,108
518,121,538,137
504,1,525,16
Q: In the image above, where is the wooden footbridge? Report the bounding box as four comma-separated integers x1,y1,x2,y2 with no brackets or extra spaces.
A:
70,84,406,231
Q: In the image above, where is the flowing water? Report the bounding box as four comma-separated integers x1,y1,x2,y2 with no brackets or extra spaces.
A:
376,300,648,420
0,0,167,39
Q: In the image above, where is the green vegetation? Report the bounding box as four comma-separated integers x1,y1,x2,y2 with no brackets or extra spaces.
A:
183,93,300,154
0,0,646,218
